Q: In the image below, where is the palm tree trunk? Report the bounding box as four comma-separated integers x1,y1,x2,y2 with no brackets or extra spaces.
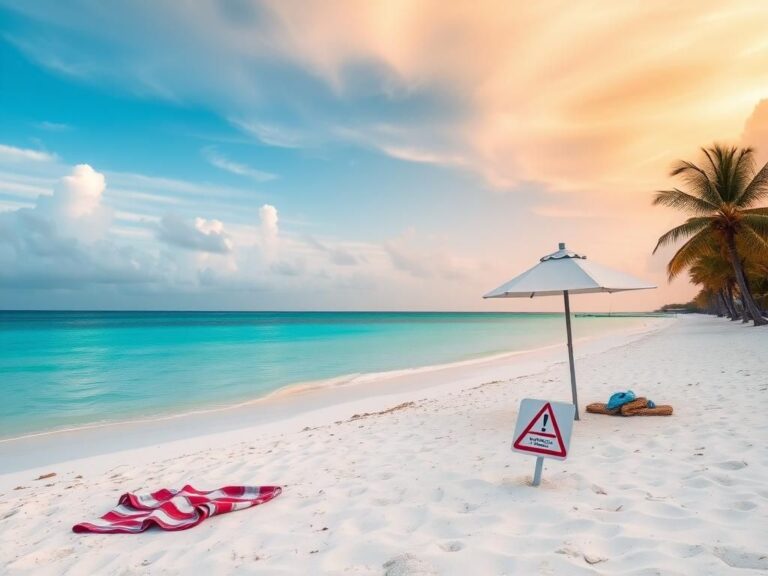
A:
717,291,730,318
725,285,740,320
742,300,753,323
726,233,767,326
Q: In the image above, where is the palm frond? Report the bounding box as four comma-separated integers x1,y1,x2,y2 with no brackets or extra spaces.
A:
738,224,768,256
702,145,752,203
732,147,755,201
740,213,768,239
653,217,711,254
666,229,717,281
689,253,733,289
737,160,768,207
669,161,721,206
736,232,768,269
741,206,768,216
702,146,728,202
717,146,734,201
652,189,718,214
701,146,718,179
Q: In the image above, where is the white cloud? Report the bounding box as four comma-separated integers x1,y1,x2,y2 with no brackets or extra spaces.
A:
0,178,50,200
36,121,71,132
202,146,277,182
157,213,234,254
0,165,156,289
34,164,112,242
49,164,105,218
0,143,57,163
379,145,467,168
230,120,307,149
259,203,279,262
260,204,278,237
0,158,512,308
1,159,472,307
107,171,246,199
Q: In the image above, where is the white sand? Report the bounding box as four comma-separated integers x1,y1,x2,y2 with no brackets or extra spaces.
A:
1,315,766,575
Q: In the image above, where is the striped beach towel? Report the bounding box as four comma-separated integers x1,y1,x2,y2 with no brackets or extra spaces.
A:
73,484,282,534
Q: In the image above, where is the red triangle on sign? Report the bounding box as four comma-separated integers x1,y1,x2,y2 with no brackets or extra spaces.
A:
512,402,567,457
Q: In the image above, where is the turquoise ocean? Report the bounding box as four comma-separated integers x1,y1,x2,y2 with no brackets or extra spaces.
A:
0,311,652,439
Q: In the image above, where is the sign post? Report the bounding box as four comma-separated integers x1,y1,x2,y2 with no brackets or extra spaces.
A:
532,455,544,486
511,399,575,487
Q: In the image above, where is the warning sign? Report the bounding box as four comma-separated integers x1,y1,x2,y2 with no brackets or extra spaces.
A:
512,399,574,461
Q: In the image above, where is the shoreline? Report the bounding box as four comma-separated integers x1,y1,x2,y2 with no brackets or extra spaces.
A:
0,316,666,444
0,315,667,445
1,313,665,444
0,316,671,479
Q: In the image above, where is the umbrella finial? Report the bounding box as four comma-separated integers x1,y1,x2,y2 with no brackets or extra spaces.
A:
539,244,585,261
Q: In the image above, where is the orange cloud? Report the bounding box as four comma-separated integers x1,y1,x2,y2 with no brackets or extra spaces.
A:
263,1,768,194
742,99,768,164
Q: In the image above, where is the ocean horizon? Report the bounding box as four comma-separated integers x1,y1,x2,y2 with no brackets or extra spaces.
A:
0,310,657,439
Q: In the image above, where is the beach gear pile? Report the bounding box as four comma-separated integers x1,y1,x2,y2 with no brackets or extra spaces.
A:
73,484,281,534
587,390,673,416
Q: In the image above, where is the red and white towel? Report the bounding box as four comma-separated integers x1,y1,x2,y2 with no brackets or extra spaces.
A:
73,484,281,534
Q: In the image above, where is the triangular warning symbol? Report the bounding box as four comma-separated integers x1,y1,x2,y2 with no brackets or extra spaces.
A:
512,402,567,457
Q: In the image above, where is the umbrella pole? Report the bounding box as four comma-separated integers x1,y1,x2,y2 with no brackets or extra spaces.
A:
563,290,580,420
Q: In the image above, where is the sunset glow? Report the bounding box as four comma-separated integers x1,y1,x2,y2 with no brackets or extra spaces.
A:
2,1,768,310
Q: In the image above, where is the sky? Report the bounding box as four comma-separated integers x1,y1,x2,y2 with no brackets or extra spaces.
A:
1,1,767,311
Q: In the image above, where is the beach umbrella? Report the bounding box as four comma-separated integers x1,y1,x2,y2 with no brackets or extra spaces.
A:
484,243,656,420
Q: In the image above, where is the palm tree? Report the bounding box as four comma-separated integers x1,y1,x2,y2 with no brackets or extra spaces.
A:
688,252,738,319
653,144,768,326
745,249,768,312
692,287,726,317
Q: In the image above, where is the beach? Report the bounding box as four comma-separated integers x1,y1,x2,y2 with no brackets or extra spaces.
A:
4,2,768,574
1,314,766,575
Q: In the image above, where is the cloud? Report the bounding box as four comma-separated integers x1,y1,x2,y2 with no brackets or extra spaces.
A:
36,121,71,132
742,99,768,164
0,160,451,306
270,259,305,277
305,235,360,266
379,145,467,168
157,213,233,253
201,146,277,182
102,170,270,221
48,164,105,218
108,171,254,200
230,119,306,149
0,226,155,290
32,163,112,242
259,203,279,259
0,164,156,289
8,1,768,196
0,143,57,163
259,203,278,233
7,3,760,309
0,177,51,200
384,230,473,280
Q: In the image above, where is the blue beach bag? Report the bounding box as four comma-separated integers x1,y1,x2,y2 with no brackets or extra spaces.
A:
606,390,636,411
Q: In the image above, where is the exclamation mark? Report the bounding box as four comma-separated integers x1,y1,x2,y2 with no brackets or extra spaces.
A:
541,414,549,432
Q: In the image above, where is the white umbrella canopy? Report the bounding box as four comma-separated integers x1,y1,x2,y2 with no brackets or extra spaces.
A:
484,243,656,420
484,244,656,298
